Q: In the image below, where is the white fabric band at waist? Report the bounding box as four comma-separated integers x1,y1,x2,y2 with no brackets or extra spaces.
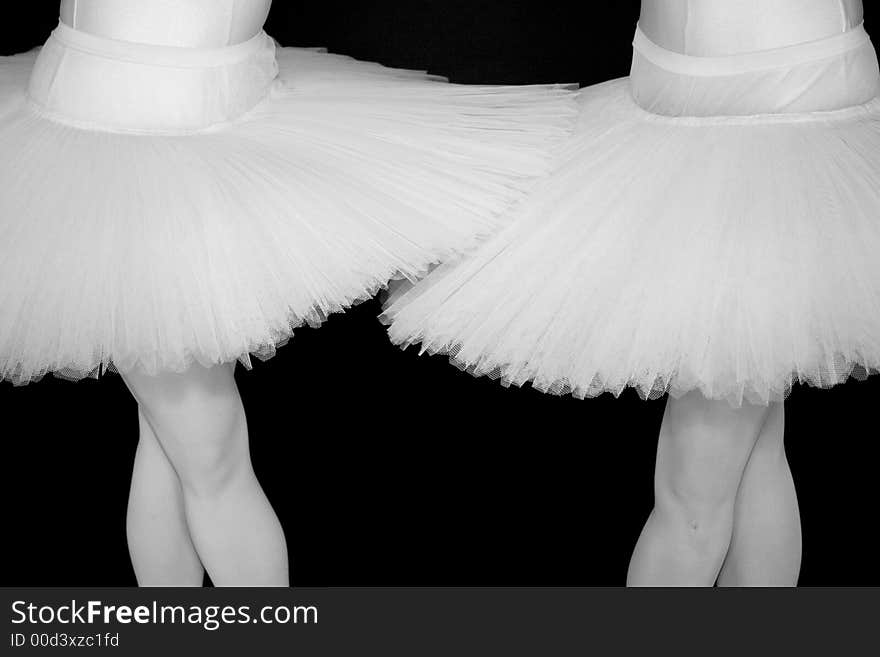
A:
633,22,871,77
51,20,270,69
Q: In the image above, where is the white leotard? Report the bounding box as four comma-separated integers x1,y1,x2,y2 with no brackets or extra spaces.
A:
639,0,863,55
58,0,273,47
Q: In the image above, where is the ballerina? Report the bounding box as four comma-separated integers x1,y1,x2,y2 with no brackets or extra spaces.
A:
382,0,879,586
0,0,576,585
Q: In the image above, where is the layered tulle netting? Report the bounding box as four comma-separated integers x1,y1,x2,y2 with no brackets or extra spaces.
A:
382,79,880,407
0,47,577,384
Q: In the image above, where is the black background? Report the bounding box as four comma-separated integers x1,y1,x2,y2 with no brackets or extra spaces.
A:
1,2,878,587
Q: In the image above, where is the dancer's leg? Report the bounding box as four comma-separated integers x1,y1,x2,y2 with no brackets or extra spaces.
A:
122,362,288,586
717,403,801,586
127,408,205,586
627,391,772,586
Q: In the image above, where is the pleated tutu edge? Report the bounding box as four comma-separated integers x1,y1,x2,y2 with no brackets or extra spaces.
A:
0,46,579,384
381,79,880,407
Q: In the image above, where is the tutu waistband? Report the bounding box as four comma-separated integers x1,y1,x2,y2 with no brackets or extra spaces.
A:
632,22,872,77
26,21,279,134
49,20,270,68
630,23,880,117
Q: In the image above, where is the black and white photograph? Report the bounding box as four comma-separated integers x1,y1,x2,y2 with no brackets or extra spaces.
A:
1,0,879,651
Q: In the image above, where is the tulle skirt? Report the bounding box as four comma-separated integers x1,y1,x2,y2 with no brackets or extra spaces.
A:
0,22,577,384
383,24,880,406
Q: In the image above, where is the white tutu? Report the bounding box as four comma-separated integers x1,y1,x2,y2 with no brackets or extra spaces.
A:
383,24,880,406
0,22,576,384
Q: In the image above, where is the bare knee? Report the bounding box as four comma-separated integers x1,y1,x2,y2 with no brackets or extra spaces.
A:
172,405,250,498
654,451,739,559
652,392,774,556
654,482,737,559
123,363,251,498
